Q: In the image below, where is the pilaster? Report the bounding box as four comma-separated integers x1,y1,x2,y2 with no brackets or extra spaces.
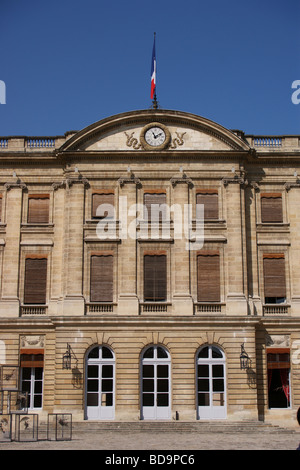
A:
0,182,26,316
62,177,89,316
171,175,193,315
117,175,139,315
223,176,248,315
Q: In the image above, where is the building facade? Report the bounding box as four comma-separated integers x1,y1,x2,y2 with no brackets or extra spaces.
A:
0,108,299,424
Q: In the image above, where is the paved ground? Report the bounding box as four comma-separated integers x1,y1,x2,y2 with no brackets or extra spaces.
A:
1,429,300,450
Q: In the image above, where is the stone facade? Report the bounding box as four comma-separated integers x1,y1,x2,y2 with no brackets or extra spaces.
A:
0,109,299,424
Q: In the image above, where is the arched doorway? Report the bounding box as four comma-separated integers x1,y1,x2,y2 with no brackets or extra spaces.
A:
141,345,171,420
85,345,115,420
196,345,226,419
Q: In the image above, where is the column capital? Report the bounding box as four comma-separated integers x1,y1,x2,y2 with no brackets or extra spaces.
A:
170,174,194,188
4,181,27,191
52,181,66,191
118,174,142,188
66,176,90,189
222,176,246,187
284,181,300,191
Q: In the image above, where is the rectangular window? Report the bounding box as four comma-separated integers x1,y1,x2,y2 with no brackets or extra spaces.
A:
92,192,114,219
90,254,113,302
261,193,283,223
144,254,167,301
0,195,2,222
263,254,286,304
196,190,218,220
144,192,167,221
28,195,49,223
197,252,220,302
24,257,47,304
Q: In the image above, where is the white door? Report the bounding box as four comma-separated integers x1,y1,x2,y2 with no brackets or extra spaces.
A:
197,345,226,420
141,345,171,420
85,346,115,420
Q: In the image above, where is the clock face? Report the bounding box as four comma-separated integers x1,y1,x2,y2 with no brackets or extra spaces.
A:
144,126,166,147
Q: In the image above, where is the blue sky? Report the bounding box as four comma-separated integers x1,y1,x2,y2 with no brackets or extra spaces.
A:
0,0,299,136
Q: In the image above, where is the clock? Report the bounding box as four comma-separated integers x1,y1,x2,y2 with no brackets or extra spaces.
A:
140,122,170,150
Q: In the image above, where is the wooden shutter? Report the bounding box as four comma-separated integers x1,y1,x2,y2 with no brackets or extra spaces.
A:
90,255,113,302
144,192,167,221
197,252,220,302
24,257,47,304
261,194,283,223
92,193,114,218
263,255,286,298
267,349,290,369
144,254,167,301
196,191,218,219
28,195,49,223
20,349,44,367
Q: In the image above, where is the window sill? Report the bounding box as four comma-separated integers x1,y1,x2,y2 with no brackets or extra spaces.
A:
21,223,54,233
256,222,290,231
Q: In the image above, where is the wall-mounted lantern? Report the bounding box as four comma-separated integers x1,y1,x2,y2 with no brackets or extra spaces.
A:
240,343,250,370
62,343,77,370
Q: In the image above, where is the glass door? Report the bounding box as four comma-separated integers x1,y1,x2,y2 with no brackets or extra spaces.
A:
20,367,43,409
197,345,226,419
85,346,115,420
141,345,171,420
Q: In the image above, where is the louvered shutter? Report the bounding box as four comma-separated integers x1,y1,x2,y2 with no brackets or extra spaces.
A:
0,196,2,222
196,191,218,219
28,196,49,223
90,255,113,302
263,255,286,298
144,193,167,221
261,194,283,223
92,193,114,218
197,253,220,302
24,258,47,304
144,255,167,301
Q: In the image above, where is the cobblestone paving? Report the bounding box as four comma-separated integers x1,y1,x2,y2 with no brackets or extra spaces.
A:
1,430,300,450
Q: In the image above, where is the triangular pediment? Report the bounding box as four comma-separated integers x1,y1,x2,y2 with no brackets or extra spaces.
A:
59,109,250,153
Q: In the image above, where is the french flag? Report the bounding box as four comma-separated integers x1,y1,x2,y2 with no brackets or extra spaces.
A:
150,34,156,100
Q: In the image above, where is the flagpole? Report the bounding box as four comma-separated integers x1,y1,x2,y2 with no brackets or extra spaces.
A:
151,32,158,109
153,32,158,109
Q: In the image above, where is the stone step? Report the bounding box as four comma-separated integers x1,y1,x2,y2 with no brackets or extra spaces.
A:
71,420,296,434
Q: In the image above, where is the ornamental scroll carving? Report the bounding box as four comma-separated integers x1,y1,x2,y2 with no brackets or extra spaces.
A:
124,132,142,149
169,132,186,149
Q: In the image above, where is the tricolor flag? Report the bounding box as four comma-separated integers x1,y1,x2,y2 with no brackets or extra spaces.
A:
150,34,156,100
